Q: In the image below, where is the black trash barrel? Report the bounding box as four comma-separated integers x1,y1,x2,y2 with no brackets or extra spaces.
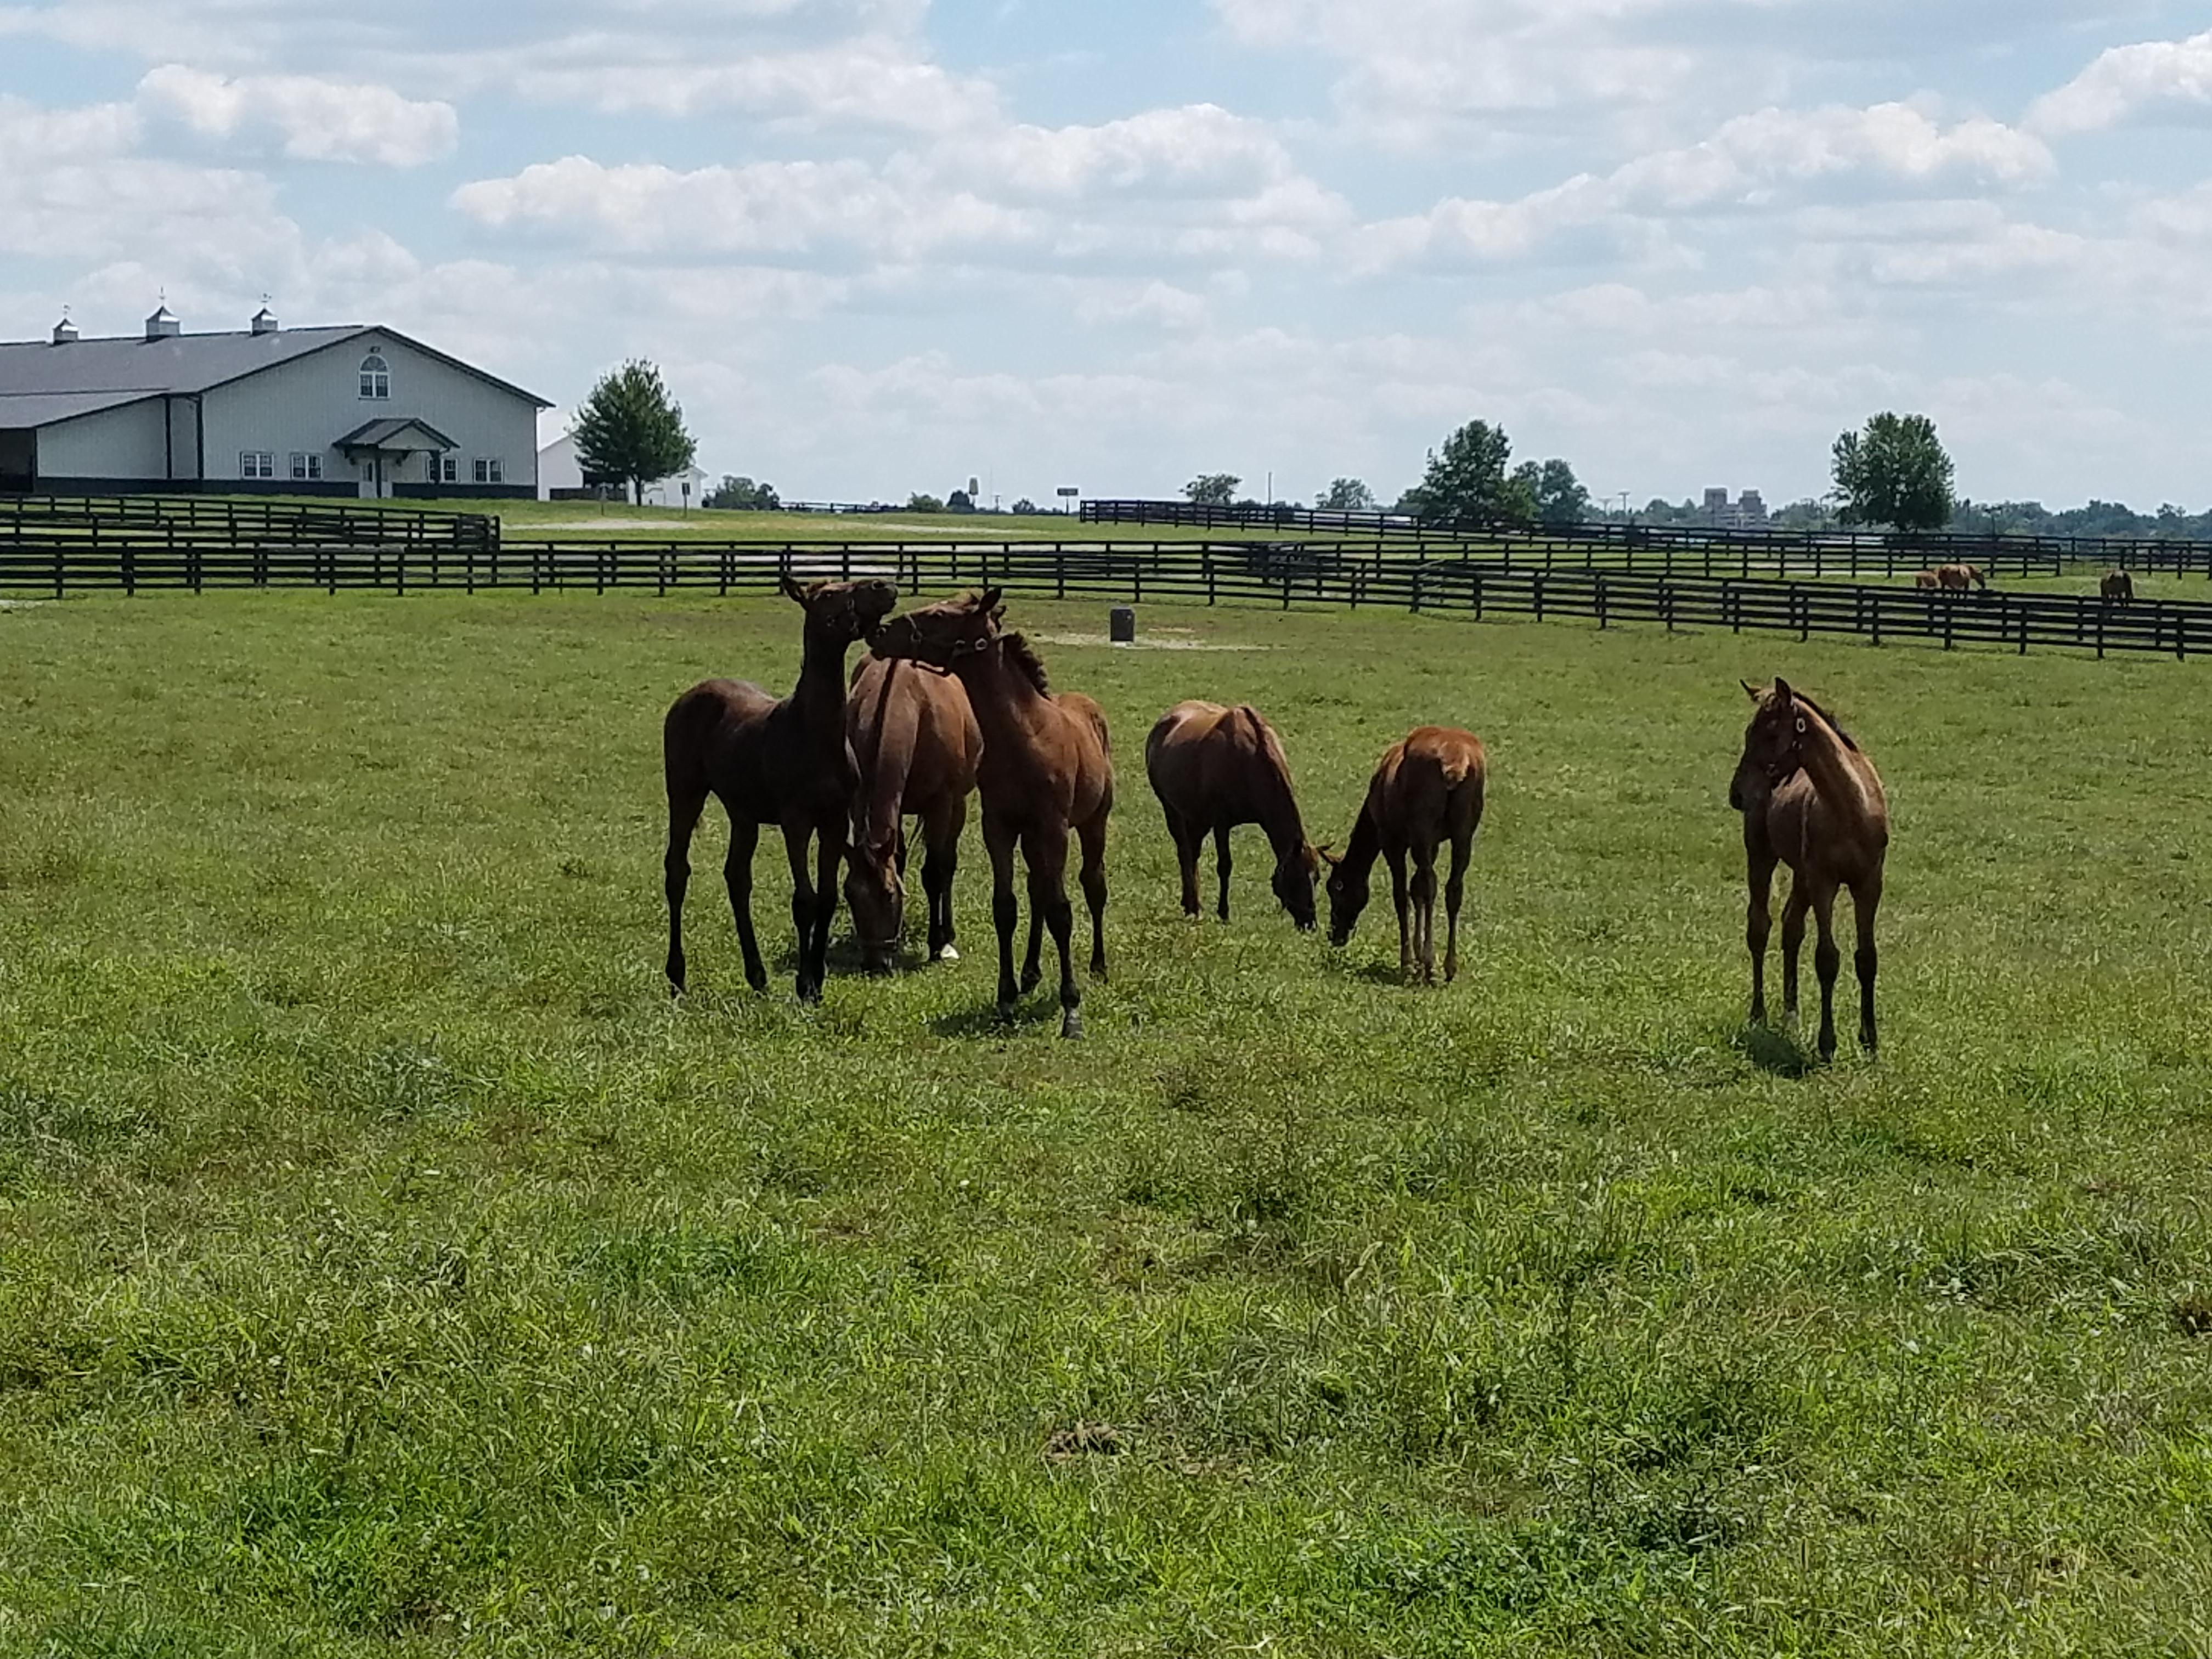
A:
1109,606,1137,644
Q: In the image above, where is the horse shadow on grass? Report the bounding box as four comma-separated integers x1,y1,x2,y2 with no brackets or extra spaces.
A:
1734,1022,1818,1079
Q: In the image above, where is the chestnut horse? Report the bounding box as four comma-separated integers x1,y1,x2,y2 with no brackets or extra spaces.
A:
1144,701,1318,929
2102,569,2135,602
871,589,1112,1038
1322,726,1486,984
843,654,983,973
662,576,896,1001
1731,678,1889,1060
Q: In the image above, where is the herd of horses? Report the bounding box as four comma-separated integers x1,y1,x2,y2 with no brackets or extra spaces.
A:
1914,561,2139,602
663,579,1889,1059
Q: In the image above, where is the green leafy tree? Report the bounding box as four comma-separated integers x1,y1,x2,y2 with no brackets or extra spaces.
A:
1533,458,1589,527
1831,413,1955,532
1010,497,1040,515
1184,473,1241,507
906,492,945,514
1406,420,1520,524
947,488,974,512
1317,477,1375,511
705,475,779,511
572,360,697,506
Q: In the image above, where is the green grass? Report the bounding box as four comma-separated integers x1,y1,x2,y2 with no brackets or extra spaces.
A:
5,592,2212,1655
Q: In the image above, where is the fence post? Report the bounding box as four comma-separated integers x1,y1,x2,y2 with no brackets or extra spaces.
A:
1596,573,1607,629
397,546,407,597
121,543,135,598
1205,548,1216,606
1058,548,1068,601
1410,564,1421,613
50,544,62,601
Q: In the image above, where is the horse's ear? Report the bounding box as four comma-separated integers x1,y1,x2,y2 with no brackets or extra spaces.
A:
1316,843,1340,867
1771,676,1795,703
1740,679,1762,702
779,574,808,605
978,585,1003,615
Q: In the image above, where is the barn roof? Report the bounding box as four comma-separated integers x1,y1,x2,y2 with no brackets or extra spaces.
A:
0,324,549,427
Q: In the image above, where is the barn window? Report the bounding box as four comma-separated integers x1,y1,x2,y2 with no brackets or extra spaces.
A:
290,452,323,481
239,450,275,479
358,352,391,399
473,458,504,485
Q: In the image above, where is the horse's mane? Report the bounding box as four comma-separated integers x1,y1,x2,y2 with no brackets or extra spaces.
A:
1000,631,1049,694
1240,705,1292,777
1793,691,1859,753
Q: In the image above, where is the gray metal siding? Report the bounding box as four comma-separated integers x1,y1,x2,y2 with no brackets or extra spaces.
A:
199,334,538,488
36,400,167,479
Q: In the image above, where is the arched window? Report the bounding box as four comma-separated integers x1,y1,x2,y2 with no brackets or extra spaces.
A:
358,352,390,400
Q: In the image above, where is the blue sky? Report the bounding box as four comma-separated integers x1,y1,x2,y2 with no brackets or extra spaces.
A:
3,0,2210,508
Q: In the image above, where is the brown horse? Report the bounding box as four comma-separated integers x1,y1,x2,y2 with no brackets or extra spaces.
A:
1941,563,1987,591
2102,569,2135,602
663,575,897,1001
1913,568,1943,590
1732,678,1889,1061
870,589,1112,1037
1145,701,1318,929
1322,726,1486,984
843,654,983,974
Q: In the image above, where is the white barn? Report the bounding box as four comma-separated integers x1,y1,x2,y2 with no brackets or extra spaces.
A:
537,432,709,507
0,306,550,499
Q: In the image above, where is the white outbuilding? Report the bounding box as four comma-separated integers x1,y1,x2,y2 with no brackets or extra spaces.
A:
537,432,710,507
0,305,550,499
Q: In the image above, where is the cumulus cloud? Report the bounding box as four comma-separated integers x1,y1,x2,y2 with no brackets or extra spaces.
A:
1363,103,2052,269
136,64,458,165
2028,27,2212,136
511,40,995,132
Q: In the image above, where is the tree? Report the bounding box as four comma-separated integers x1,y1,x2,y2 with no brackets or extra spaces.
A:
906,492,945,513
1831,413,1955,532
947,488,974,512
705,475,779,511
1316,477,1375,511
1010,497,1040,515
1532,458,1589,528
1405,420,1519,524
571,360,697,506
1184,473,1240,506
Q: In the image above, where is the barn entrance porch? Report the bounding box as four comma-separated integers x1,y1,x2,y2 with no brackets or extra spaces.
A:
337,417,454,500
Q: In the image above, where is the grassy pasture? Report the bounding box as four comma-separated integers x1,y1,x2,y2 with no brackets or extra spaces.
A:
4,592,2212,1655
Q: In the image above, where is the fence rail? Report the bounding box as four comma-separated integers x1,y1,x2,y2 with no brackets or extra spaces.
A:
0,493,498,556
4,535,2204,659
1081,497,2212,575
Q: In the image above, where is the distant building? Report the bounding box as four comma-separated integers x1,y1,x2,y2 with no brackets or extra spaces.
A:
1703,487,1769,529
0,305,546,497
537,433,709,506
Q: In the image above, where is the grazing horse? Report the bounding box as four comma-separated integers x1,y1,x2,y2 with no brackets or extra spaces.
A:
843,654,984,974
1144,701,1318,929
2102,569,2135,602
1914,568,1943,590
1940,563,1987,591
662,576,898,1001
1731,678,1889,1062
870,589,1112,1038
1322,726,1486,984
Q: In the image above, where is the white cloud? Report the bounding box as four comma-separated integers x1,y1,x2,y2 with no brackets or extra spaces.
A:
1363,102,2051,269
136,64,458,165
2028,27,2212,136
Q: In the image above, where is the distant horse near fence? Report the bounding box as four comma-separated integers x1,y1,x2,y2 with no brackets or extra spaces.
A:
2103,569,2136,602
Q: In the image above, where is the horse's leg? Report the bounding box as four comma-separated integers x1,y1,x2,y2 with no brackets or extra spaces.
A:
1809,879,1842,1063
782,822,820,1002
810,812,845,999
1164,808,1201,918
1443,830,1472,985
984,815,1020,1020
1745,844,1776,1024
1779,877,1809,1029
1078,812,1109,979
664,786,706,996
1025,824,1082,1039
724,817,767,994
1387,849,1412,981
1214,825,1234,922
1852,874,1882,1056
924,798,963,962
1410,842,1439,985
1020,888,1045,996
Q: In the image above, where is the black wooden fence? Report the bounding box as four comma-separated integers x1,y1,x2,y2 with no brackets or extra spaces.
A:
0,493,498,557
4,534,2204,659
1082,497,2212,577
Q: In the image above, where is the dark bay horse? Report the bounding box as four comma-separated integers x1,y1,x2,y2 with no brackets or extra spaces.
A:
2102,569,2135,602
1322,726,1486,984
871,589,1111,1038
1144,700,1317,928
1732,678,1889,1060
662,575,897,1001
844,654,983,973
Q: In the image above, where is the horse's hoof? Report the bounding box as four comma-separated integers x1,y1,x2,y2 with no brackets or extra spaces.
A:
1060,1009,1085,1040
935,944,960,963
1020,972,1042,996
996,1002,1017,1026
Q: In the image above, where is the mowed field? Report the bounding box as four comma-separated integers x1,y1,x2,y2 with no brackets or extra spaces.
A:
5,591,2212,1656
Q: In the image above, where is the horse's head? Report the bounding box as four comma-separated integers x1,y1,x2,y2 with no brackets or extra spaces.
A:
870,587,1005,670
1272,840,1320,932
842,830,904,974
1318,843,1368,946
783,575,899,646
1735,676,1807,799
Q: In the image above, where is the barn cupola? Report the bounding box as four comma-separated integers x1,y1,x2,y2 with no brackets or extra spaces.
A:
144,303,181,341
251,304,279,336
50,314,78,345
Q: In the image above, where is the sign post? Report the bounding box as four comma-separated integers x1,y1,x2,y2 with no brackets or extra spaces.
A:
1056,486,1080,517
